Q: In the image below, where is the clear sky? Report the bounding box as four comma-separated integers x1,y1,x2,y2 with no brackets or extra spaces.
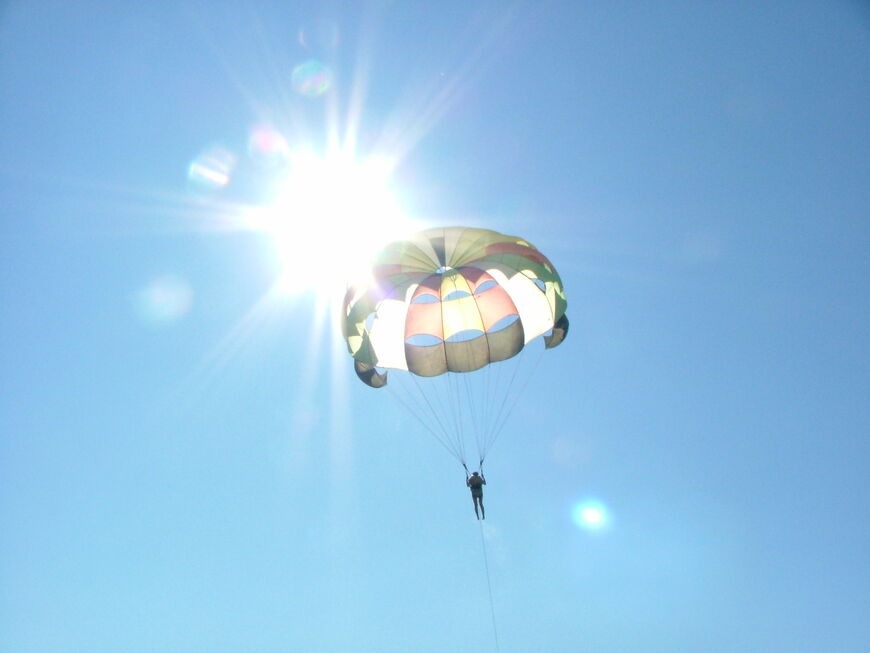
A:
1,2,868,652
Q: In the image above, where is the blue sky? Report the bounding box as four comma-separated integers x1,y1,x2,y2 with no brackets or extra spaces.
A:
1,1,868,651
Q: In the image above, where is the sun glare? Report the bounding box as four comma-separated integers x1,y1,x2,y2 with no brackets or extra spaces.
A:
572,499,611,532
253,150,415,296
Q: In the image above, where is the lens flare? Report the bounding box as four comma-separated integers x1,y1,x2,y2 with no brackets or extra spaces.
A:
188,146,236,190
572,499,611,532
135,276,193,326
247,125,290,167
291,60,332,97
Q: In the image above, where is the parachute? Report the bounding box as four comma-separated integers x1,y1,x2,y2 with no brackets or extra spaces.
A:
342,226,568,465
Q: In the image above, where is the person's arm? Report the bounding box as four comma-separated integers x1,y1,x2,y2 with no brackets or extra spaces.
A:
481,475,486,484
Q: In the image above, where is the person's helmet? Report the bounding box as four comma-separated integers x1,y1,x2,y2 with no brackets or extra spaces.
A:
472,471,479,476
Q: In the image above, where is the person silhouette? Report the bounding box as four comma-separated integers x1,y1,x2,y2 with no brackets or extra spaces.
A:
466,471,486,520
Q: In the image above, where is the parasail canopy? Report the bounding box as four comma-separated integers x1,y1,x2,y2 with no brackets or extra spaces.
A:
342,226,568,388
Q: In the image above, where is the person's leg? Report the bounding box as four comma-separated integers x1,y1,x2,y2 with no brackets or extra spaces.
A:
472,496,480,519
480,497,485,520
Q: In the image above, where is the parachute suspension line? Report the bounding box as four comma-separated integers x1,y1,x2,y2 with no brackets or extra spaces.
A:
478,521,501,653
462,370,485,465
481,343,529,455
429,374,454,457
440,372,459,463
386,382,463,465
489,351,514,454
445,371,467,465
413,370,469,465
436,375,464,454
485,354,506,456
406,374,453,449
481,360,492,454
475,369,488,465
476,353,500,464
486,343,546,455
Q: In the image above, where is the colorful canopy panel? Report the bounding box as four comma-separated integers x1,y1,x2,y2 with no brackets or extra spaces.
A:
342,226,569,387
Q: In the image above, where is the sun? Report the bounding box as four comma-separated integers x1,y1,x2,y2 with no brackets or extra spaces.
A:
252,149,417,297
